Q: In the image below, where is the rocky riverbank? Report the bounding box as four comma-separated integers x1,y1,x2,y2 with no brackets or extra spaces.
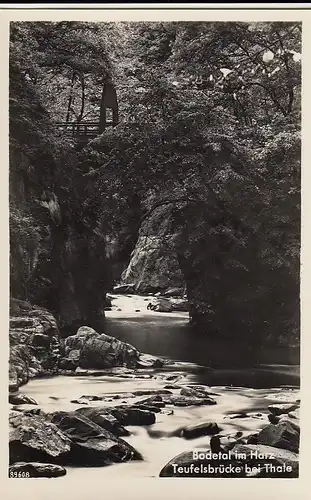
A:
159,400,300,478
8,296,300,479
9,299,61,392
8,296,169,392
9,375,300,479
9,363,300,479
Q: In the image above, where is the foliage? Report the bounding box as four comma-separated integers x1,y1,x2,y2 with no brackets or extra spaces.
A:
9,21,301,345
10,21,116,123
83,21,301,345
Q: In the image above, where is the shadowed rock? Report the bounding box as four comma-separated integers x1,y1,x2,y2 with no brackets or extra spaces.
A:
162,394,217,407
9,300,60,391
181,421,220,439
73,407,130,436
268,403,299,416
105,406,156,426
9,462,67,478
180,386,218,399
137,354,164,368
9,412,71,465
9,393,38,406
113,284,135,294
231,443,299,477
49,410,142,465
64,326,139,369
159,442,299,478
256,421,300,453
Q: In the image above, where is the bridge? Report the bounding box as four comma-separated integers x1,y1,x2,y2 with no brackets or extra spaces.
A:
55,119,114,142
56,81,119,147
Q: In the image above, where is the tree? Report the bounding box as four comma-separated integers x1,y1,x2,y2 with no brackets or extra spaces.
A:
10,21,117,123
82,21,301,345
9,20,301,344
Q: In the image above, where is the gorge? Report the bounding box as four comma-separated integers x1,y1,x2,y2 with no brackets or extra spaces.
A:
9,20,301,480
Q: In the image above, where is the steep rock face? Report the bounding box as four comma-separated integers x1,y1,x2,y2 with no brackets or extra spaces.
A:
10,160,110,332
121,205,185,294
122,235,184,294
9,299,61,391
9,66,110,332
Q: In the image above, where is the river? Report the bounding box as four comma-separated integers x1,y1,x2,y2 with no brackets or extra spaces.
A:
22,294,300,479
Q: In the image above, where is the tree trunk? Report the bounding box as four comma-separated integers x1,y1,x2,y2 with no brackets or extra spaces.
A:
77,74,85,123
66,72,76,123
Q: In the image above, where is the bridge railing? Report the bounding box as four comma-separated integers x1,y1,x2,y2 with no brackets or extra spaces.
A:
55,120,114,140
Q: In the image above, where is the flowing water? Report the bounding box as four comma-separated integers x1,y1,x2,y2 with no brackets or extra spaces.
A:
21,294,300,479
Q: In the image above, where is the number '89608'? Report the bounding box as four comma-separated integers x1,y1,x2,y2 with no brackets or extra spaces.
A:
9,471,31,478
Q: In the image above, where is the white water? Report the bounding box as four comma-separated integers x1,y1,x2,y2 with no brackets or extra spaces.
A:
20,294,299,479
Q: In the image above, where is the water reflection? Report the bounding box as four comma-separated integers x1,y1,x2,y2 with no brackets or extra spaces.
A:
103,314,299,388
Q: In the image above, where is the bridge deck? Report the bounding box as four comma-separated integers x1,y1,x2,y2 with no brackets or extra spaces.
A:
56,120,114,140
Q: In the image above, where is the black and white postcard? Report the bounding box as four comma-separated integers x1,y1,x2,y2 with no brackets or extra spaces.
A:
2,4,310,500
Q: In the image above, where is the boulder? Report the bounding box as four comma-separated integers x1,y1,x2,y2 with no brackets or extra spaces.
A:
132,389,173,396
59,358,78,371
224,412,249,420
181,421,220,439
79,334,138,369
162,394,217,407
71,404,157,427
9,393,38,406
170,299,189,312
147,297,188,313
257,421,300,453
180,387,216,399
113,284,135,294
288,409,300,420
247,434,259,445
231,443,299,477
9,462,67,478
77,394,103,402
49,410,141,465
159,443,299,478
136,395,166,410
148,298,173,312
12,406,41,416
73,407,129,436
50,410,114,440
9,411,71,464
133,404,162,414
107,406,156,426
70,436,140,466
137,354,164,368
64,326,139,370
277,416,300,433
268,403,299,416
159,450,245,478
64,326,99,353
164,288,184,297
